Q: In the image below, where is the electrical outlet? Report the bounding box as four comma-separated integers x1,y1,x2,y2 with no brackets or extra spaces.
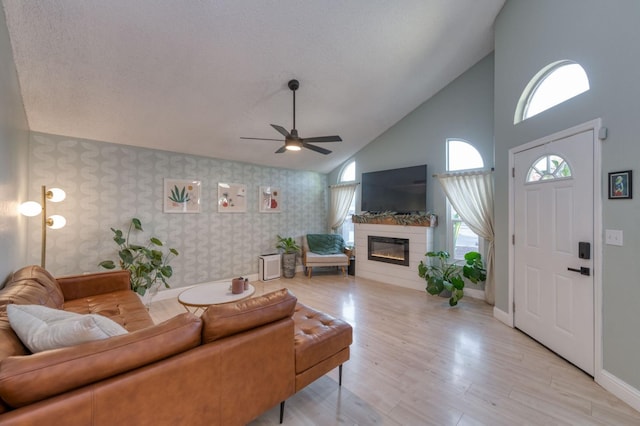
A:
605,229,623,246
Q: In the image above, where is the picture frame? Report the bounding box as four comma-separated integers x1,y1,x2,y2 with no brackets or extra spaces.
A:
259,186,281,213
163,179,201,213
608,170,632,199
218,183,247,212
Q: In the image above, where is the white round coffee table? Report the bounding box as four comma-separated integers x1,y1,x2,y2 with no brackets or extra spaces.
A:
178,281,255,314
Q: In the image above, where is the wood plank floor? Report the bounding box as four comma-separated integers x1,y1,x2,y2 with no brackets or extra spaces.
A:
149,271,640,425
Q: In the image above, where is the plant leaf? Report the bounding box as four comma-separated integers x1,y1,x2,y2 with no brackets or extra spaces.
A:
418,261,427,278
160,265,173,277
426,276,444,295
450,276,465,290
119,249,134,265
99,260,116,269
132,218,143,231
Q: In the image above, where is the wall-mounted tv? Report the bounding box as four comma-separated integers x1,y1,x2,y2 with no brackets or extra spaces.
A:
361,165,427,214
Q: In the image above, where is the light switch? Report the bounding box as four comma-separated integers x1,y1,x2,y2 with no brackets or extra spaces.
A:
605,229,623,246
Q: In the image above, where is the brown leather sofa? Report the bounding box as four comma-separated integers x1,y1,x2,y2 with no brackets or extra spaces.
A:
0,265,299,425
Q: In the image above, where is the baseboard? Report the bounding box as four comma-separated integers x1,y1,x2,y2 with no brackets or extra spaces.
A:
493,306,512,327
464,288,485,300
154,273,260,302
597,369,640,413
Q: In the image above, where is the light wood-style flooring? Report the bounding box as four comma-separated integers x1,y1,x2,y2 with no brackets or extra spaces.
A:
150,272,640,425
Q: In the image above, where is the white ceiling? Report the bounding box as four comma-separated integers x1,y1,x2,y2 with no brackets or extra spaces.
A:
2,0,505,174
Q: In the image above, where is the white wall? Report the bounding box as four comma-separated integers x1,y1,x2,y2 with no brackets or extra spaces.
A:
0,5,29,283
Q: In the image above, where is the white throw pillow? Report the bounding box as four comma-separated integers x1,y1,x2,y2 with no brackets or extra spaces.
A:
6,304,128,353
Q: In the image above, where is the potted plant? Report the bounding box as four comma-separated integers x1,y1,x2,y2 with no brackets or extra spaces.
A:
99,218,179,306
417,250,486,306
276,235,300,278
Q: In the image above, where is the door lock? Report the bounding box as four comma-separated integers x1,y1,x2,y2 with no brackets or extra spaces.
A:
567,266,590,276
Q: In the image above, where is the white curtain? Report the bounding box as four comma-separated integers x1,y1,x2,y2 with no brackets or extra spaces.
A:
329,183,358,231
436,170,495,305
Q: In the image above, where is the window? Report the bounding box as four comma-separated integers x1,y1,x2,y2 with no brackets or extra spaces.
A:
339,161,356,245
526,154,572,183
446,140,484,260
515,60,590,123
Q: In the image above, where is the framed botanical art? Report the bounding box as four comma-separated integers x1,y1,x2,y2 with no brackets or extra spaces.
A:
218,183,247,212
164,179,201,213
608,170,632,199
259,186,281,213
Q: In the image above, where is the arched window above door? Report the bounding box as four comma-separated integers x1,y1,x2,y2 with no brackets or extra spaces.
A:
526,154,572,183
515,60,590,124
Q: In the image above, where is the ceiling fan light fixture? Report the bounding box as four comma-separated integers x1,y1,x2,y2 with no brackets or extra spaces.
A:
285,139,302,151
240,79,341,155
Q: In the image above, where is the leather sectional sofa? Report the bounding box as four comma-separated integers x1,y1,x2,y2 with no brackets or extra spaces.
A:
0,265,352,425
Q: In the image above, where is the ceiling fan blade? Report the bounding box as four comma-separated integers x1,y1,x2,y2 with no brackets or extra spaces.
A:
271,124,290,138
303,143,332,155
240,137,285,142
275,145,287,154
303,135,343,143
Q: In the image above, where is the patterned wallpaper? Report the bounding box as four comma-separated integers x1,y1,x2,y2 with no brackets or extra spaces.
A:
26,133,328,288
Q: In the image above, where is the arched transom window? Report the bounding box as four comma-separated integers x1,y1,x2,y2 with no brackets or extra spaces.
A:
526,154,572,183
515,60,590,124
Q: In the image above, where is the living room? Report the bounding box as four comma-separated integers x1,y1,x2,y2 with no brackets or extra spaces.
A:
2,0,640,424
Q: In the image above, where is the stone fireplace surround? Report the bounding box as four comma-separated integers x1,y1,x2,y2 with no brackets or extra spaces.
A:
354,223,433,291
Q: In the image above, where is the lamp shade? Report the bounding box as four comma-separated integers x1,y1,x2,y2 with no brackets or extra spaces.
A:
18,201,42,217
48,188,66,202
47,215,66,229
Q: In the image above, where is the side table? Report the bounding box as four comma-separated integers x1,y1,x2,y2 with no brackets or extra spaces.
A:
178,281,255,315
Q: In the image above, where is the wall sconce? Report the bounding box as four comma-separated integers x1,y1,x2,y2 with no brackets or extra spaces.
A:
18,185,66,268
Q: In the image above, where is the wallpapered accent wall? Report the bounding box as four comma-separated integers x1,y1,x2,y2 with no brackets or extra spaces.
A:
26,133,328,288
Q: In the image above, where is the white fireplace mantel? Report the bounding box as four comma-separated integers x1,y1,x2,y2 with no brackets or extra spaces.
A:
354,223,433,291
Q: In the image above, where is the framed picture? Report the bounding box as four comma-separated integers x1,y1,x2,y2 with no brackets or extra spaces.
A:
164,179,201,213
608,170,632,199
218,183,247,212
259,186,281,213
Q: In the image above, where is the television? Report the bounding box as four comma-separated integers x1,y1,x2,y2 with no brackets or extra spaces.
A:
361,165,427,214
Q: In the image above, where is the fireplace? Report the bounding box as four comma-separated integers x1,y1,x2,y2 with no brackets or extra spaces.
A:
367,236,410,266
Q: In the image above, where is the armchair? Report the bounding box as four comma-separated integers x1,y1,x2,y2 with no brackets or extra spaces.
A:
302,234,350,278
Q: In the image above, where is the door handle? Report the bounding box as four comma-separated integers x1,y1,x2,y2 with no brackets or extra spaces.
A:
568,266,590,276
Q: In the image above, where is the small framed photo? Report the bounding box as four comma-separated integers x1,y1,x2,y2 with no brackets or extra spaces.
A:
608,170,632,199
164,179,201,213
218,183,247,212
259,186,281,213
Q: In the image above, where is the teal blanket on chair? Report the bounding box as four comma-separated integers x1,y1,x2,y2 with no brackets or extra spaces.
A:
306,234,345,255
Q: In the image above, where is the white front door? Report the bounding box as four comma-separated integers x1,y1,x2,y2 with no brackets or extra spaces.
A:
513,129,594,375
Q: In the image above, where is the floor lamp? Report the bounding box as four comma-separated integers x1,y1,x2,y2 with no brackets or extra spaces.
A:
18,185,66,268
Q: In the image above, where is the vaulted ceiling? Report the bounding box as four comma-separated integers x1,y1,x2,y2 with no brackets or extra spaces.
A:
2,0,505,173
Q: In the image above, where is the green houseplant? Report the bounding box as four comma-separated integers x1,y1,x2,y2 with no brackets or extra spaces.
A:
418,250,486,306
276,235,300,278
99,218,179,297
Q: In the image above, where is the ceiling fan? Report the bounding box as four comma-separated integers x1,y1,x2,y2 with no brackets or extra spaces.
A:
241,79,342,155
